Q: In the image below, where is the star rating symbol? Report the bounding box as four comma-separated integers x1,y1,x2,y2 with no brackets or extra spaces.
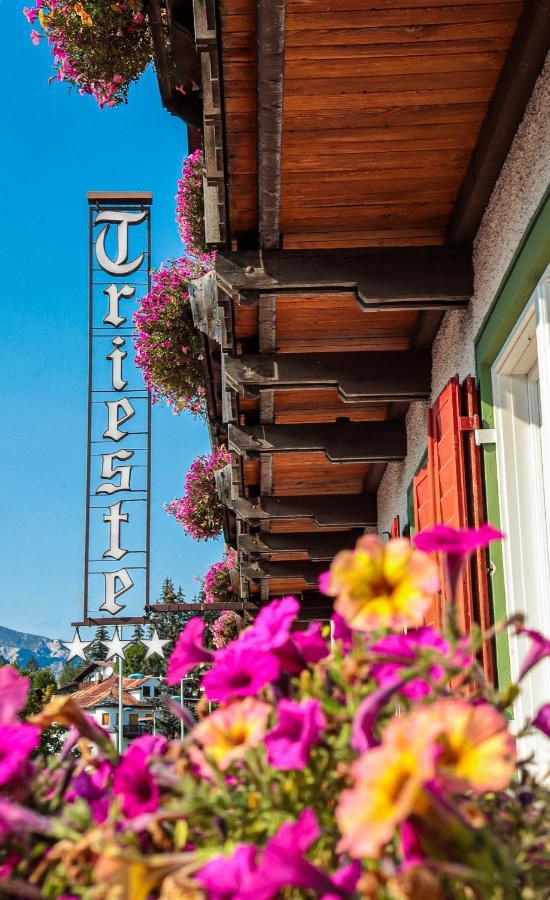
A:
141,627,169,660
62,628,92,662
101,626,132,661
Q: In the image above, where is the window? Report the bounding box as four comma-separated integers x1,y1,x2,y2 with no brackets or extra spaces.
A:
101,713,109,726
154,686,160,697
142,686,151,697
492,269,550,772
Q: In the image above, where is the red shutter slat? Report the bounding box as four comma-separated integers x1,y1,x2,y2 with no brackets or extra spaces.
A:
391,515,400,539
412,462,439,628
462,376,495,682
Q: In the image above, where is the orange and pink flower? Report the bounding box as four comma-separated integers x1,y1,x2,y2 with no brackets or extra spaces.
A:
192,698,270,770
320,536,439,632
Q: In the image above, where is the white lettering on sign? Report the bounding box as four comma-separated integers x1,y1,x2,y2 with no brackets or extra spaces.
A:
94,210,147,275
103,283,135,327
100,569,134,615
96,450,134,495
84,197,151,626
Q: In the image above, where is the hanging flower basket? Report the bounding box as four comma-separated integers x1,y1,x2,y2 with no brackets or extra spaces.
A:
210,609,241,649
24,1,153,108
133,258,207,416
176,149,215,267
202,549,238,606
165,446,230,541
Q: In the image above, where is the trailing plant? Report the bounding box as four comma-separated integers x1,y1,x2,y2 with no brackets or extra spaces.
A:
176,149,215,267
1,528,549,899
133,257,207,416
202,549,238,606
24,0,153,108
210,610,241,650
165,446,230,541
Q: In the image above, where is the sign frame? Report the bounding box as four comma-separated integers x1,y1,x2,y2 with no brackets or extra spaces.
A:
74,191,152,628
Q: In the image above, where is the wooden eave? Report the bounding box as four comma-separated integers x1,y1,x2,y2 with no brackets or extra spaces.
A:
223,350,431,403
228,421,406,462
154,0,550,613
238,530,363,562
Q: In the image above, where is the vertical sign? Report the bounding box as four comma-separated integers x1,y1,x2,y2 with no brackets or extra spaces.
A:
80,192,152,626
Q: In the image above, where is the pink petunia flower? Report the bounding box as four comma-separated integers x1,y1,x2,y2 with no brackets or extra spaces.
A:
0,666,30,723
112,751,159,819
30,28,41,44
331,612,354,653
202,642,280,702
124,733,167,760
23,7,37,23
196,844,259,899
0,798,52,840
517,628,550,681
241,595,299,651
251,809,357,897
532,703,550,737
274,623,329,676
165,618,214,684
0,723,40,786
266,698,326,770
414,524,502,598
67,761,111,824
351,677,405,752
369,627,465,699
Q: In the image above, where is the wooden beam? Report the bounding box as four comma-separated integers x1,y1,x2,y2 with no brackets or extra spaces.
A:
224,350,431,402
257,0,285,249
215,246,473,310
229,421,406,462
238,531,362,561
231,494,377,527
151,602,256,613
447,0,550,244
258,295,277,352
242,561,327,585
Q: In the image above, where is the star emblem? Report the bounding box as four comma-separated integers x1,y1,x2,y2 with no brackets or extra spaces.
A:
101,626,132,661
141,627,169,660
62,628,92,662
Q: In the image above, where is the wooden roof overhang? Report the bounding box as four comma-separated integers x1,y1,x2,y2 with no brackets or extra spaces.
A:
153,0,550,613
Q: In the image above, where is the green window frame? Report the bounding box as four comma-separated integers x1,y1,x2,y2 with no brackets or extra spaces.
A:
475,189,550,687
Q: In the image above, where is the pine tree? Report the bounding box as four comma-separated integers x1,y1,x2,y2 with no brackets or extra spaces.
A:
87,624,109,661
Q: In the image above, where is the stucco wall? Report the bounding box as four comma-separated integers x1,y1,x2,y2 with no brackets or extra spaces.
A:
378,54,550,534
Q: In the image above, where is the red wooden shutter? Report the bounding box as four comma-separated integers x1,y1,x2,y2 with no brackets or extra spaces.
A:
418,376,494,680
391,515,400,538
428,377,475,635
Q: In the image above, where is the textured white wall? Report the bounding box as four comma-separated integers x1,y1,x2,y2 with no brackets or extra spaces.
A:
378,55,550,534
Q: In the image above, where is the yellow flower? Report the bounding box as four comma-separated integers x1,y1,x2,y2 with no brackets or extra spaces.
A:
337,734,435,858
323,536,439,632
73,2,93,26
394,699,516,794
192,698,270,770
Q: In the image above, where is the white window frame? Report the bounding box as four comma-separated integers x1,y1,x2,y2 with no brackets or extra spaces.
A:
492,267,550,770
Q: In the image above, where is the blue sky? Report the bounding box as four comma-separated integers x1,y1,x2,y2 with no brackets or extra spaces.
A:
0,5,223,637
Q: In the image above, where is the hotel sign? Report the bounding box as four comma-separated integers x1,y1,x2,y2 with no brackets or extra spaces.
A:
79,192,152,626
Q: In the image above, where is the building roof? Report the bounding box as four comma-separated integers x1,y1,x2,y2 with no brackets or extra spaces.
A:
65,675,154,710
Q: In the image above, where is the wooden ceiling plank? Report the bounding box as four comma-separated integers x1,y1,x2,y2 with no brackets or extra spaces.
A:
257,0,285,249
284,4,523,31
447,0,550,243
